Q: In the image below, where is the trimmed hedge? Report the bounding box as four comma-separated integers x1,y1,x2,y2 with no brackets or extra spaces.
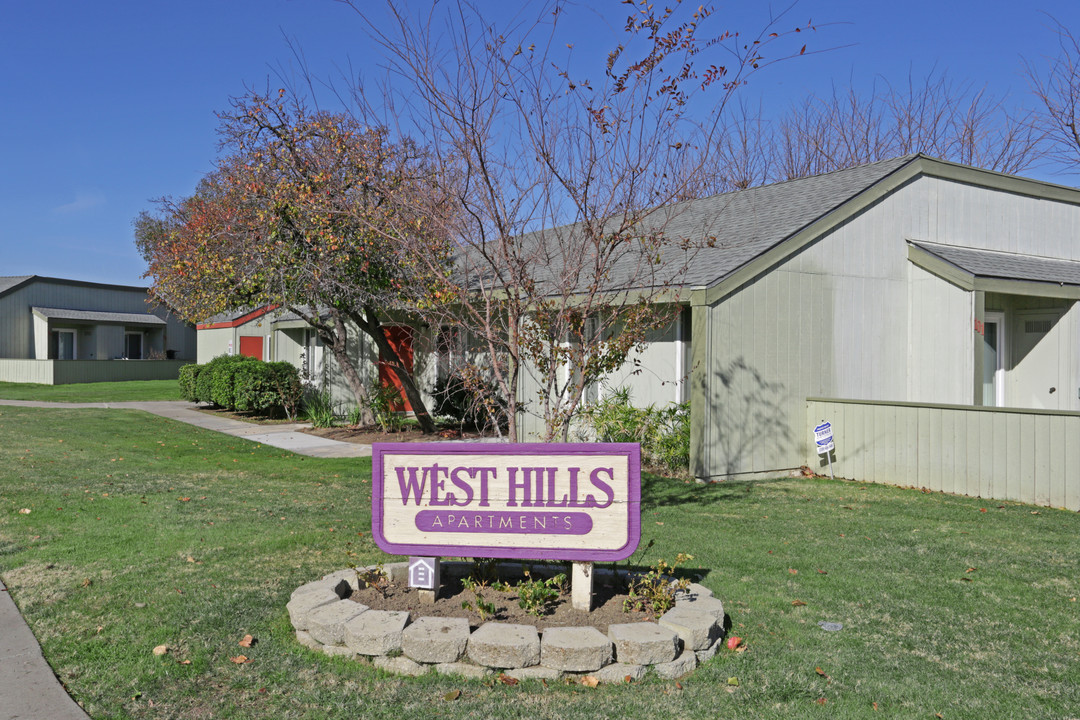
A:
178,364,201,402
234,361,302,417
180,354,302,417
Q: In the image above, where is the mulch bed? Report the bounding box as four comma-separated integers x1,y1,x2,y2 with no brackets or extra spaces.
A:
302,424,494,446
349,573,654,634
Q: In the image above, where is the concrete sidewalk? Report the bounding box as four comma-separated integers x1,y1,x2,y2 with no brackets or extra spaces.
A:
1,578,91,719
0,399,372,458
0,398,372,718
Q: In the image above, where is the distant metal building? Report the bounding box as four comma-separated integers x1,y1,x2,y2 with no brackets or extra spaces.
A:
0,275,195,384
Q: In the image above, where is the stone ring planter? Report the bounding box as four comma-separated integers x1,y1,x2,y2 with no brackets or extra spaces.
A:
288,561,726,681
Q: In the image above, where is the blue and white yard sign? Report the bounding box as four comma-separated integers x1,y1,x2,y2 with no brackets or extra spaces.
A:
814,422,835,455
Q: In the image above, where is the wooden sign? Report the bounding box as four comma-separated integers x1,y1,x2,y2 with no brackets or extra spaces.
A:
372,443,641,561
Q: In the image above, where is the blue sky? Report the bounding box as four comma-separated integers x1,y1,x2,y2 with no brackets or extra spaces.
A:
2,0,1078,287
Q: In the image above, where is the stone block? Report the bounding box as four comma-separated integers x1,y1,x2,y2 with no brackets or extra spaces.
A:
295,630,321,651
306,600,370,646
540,626,612,672
320,569,361,594
673,582,714,601
651,649,698,679
320,644,357,658
695,636,723,663
607,623,679,665
374,655,429,677
467,622,540,668
401,616,470,663
287,588,341,631
500,665,562,682
344,610,409,656
383,561,410,584
658,606,720,650
291,579,332,600
594,663,647,683
435,662,491,680
676,592,725,623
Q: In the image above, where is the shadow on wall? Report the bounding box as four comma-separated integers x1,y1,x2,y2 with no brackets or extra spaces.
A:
707,358,793,477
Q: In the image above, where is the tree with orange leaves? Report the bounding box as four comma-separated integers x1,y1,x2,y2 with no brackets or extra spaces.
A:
135,91,448,431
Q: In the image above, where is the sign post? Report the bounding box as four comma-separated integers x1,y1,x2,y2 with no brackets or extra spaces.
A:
814,421,835,479
372,443,641,611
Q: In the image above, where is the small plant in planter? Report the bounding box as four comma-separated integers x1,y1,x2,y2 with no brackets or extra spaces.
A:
515,570,567,616
623,553,694,616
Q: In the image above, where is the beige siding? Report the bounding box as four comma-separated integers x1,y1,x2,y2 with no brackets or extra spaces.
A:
0,359,187,384
699,175,1080,479
807,398,1080,511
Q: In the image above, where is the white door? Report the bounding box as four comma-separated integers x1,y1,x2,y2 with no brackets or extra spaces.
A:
981,312,1005,407
1010,310,1064,410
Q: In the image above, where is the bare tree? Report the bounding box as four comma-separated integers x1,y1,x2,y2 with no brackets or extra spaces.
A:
345,0,816,441
1027,18,1080,170
713,68,1044,185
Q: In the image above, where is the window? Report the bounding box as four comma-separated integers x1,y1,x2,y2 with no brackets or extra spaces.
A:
124,332,143,360
49,329,76,360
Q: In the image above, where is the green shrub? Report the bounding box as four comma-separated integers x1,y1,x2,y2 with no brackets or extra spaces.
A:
303,389,339,428
209,354,258,409
431,370,506,431
177,364,201,402
580,387,690,474
228,361,303,418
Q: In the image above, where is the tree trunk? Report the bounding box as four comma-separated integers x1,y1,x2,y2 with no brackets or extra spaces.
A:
291,306,374,425
352,305,437,435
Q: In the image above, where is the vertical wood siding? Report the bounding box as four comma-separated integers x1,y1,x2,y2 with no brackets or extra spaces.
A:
807,398,1080,511
0,359,187,384
700,174,1080,479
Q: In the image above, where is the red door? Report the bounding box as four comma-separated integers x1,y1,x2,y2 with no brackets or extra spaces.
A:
379,327,413,411
239,336,263,361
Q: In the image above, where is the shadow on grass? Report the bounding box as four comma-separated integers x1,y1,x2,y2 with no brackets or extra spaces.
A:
640,472,802,509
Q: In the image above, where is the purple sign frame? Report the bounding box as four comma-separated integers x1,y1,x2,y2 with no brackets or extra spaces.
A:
372,442,641,562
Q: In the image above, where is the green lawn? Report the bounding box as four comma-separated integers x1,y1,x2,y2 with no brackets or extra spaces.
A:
0,406,1077,719
0,379,182,402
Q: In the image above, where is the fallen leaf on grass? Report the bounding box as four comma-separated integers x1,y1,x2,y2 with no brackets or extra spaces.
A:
238,635,256,648
817,568,828,575
498,674,518,686
152,645,169,656
815,667,830,680
873,702,879,711
966,567,977,573
792,600,808,607
675,681,683,690
443,690,461,701
960,577,973,582
81,578,92,588
178,660,192,666
1030,511,1040,515
230,655,252,664
727,676,739,686
815,697,827,705
581,676,600,688
788,568,798,575
18,508,30,515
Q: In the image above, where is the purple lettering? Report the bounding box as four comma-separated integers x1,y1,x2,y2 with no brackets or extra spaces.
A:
507,467,530,507
449,467,475,507
415,510,593,535
427,463,450,506
395,466,426,505
586,467,615,508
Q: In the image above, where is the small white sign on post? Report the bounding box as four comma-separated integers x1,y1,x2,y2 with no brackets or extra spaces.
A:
814,421,835,480
814,422,834,455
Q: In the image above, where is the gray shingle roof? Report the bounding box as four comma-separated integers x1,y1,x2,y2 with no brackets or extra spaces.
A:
473,155,919,294
32,306,167,325
0,275,34,295
911,241,1080,286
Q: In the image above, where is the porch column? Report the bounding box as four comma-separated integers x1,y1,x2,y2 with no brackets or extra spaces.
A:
689,292,708,480
973,290,986,406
